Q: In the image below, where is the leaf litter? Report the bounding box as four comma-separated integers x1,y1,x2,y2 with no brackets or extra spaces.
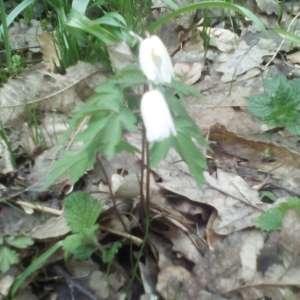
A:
2,1,300,300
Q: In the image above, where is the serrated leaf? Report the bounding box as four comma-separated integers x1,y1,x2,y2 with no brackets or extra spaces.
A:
72,244,95,260
174,132,207,187
106,66,147,88
0,246,19,272
254,208,283,231
102,242,122,264
150,137,171,167
166,80,203,98
5,236,34,249
119,107,137,132
63,233,83,252
279,197,300,215
64,191,101,233
115,141,140,154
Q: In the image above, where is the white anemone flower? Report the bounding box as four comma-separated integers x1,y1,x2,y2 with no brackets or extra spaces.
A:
141,89,177,142
139,35,174,85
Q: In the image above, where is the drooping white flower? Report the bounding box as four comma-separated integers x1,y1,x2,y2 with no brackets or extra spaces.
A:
141,89,177,142
139,35,174,85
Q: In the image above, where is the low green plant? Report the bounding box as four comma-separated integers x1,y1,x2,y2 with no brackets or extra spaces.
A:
246,75,300,135
11,191,122,297
0,235,34,273
254,197,300,231
63,191,101,260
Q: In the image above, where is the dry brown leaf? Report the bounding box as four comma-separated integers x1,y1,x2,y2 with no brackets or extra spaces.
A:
8,19,42,51
0,62,110,127
197,27,240,52
0,138,14,174
287,51,300,64
209,123,300,195
37,32,61,70
256,0,280,15
20,113,69,155
188,77,266,136
30,215,70,239
215,39,275,82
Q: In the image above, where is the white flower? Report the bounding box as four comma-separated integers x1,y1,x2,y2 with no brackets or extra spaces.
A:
141,90,177,142
139,35,174,85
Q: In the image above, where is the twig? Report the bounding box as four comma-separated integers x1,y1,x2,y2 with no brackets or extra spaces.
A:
54,265,99,300
15,201,142,245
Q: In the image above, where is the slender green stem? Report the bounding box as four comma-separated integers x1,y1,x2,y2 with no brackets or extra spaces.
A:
147,1,267,37
140,126,146,231
0,0,12,73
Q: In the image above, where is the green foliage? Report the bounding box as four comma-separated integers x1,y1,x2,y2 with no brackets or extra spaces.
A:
64,191,101,233
11,241,63,298
63,191,101,260
246,75,300,135
254,197,300,231
102,242,122,264
147,1,267,37
0,236,33,273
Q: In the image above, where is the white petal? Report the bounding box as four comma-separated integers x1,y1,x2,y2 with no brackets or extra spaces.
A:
139,35,174,85
141,90,177,142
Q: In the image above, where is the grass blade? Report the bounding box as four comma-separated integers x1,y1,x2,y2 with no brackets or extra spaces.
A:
147,1,267,38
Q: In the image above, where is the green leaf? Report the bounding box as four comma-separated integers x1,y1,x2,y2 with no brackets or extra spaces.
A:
0,246,19,272
5,236,34,249
254,197,300,231
273,27,300,45
11,241,63,297
72,0,90,14
260,191,276,202
173,132,207,187
254,208,283,231
166,80,203,98
147,2,267,37
119,107,137,132
64,191,101,233
102,242,122,264
150,137,171,167
72,244,95,261
106,66,148,88
0,0,35,35
65,10,120,45
63,233,83,253
115,141,140,154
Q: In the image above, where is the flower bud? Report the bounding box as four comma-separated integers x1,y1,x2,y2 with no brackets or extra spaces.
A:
139,35,174,85
141,90,177,142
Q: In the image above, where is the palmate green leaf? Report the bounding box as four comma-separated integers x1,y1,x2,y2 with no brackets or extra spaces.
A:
0,246,19,272
65,10,120,45
5,236,34,249
147,1,267,37
99,114,123,159
64,191,101,233
150,137,172,167
106,66,148,88
173,132,207,187
42,147,96,188
165,80,203,98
